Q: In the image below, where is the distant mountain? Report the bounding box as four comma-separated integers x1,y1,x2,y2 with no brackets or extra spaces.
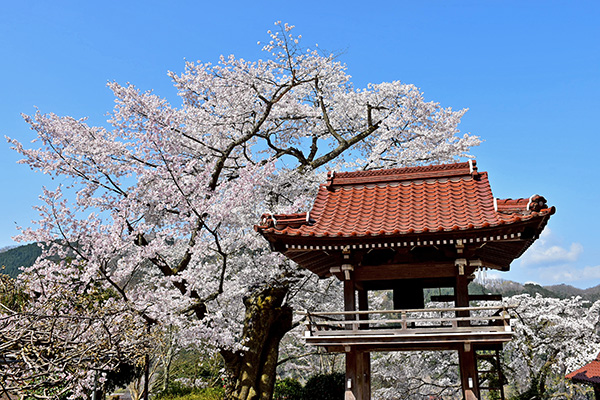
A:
544,284,586,298
480,279,600,303
0,245,17,253
0,243,42,278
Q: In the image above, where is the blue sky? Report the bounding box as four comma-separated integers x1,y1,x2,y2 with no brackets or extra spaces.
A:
0,1,598,288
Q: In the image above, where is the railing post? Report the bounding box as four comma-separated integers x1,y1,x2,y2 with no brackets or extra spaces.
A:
305,311,314,337
401,311,407,331
503,307,511,332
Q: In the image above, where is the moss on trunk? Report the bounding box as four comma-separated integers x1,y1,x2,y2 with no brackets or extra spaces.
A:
222,284,293,400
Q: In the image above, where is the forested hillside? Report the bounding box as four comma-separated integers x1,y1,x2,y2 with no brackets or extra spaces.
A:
0,243,41,278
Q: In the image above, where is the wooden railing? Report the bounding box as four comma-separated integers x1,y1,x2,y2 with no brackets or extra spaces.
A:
299,305,513,337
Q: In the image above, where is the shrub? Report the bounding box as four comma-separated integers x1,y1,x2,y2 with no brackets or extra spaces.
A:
274,377,303,400
302,372,344,400
154,386,224,400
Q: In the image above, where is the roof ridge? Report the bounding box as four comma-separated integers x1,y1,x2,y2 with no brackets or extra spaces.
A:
326,161,478,189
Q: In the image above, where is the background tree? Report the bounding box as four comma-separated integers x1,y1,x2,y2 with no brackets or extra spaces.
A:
503,294,600,399
6,22,479,399
0,271,150,399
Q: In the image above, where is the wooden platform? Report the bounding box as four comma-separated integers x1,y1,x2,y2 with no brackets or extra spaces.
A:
299,305,513,352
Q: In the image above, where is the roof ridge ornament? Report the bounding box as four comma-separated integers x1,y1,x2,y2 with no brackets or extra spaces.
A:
271,214,278,228
468,159,481,179
527,194,548,212
326,170,335,191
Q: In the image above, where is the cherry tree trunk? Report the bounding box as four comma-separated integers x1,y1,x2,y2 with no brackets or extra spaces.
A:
222,285,293,400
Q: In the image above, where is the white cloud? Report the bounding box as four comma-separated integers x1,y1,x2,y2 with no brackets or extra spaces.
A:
507,228,600,287
520,228,583,267
522,242,583,266
532,264,600,284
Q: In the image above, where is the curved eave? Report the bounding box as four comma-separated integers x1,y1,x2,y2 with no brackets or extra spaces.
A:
257,209,553,277
257,208,554,245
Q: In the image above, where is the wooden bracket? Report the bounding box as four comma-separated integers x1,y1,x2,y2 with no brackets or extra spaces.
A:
455,259,467,275
342,246,351,260
341,264,354,280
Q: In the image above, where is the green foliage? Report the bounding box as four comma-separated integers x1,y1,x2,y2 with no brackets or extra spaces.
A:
302,372,344,400
0,273,28,311
509,382,541,400
175,350,223,384
274,377,303,400
154,386,224,400
0,243,42,278
153,348,224,392
155,381,196,398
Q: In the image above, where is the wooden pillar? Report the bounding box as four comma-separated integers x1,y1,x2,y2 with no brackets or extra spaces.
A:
344,276,356,324
359,351,371,400
357,286,371,399
455,259,470,327
346,350,357,400
342,265,370,400
459,343,480,400
345,349,370,400
343,267,357,400
455,259,479,399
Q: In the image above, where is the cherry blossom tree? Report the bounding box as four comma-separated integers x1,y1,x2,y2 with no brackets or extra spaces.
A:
503,294,600,399
371,350,460,399
6,22,479,399
0,271,150,399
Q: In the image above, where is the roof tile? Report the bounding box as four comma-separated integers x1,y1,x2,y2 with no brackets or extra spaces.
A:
256,161,555,240
566,353,600,385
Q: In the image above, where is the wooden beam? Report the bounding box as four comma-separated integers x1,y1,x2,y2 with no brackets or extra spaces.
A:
306,331,513,348
326,342,504,354
354,263,457,281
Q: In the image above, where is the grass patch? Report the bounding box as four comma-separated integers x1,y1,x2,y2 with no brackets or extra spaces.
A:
154,387,224,400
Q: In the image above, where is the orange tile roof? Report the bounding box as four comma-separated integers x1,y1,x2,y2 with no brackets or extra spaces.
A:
566,353,600,386
256,161,554,239
255,161,555,276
